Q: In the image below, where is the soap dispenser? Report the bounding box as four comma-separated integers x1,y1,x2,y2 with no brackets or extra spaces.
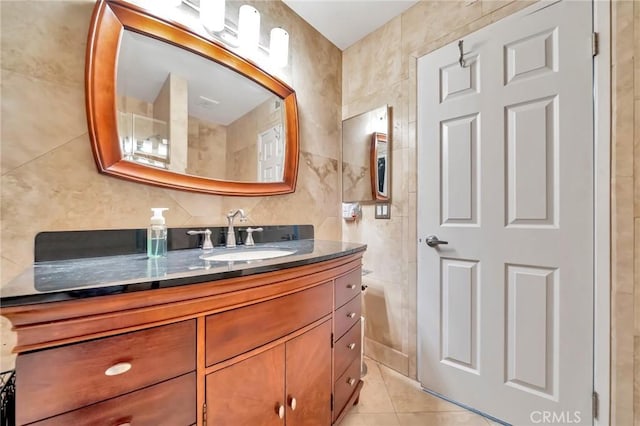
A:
148,208,168,258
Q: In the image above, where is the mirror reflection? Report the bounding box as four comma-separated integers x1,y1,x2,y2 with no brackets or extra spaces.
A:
342,105,391,202
116,30,286,183
372,132,389,200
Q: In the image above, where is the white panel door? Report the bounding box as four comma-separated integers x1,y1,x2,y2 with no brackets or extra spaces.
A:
258,124,284,182
417,1,593,424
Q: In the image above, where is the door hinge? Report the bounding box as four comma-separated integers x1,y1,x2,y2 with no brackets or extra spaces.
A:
331,333,334,348
592,391,599,419
331,393,334,411
203,402,208,426
592,32,599,57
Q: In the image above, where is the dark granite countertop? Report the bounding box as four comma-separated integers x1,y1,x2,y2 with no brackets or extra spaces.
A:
0,239,366,307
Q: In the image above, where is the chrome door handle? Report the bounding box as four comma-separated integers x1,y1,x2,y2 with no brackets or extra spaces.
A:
426,235,448,247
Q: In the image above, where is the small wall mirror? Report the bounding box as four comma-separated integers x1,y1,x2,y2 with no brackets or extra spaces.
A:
342,105,391,202
86,0,299,196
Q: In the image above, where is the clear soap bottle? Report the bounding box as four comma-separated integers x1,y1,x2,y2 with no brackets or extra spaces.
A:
148,208,168,258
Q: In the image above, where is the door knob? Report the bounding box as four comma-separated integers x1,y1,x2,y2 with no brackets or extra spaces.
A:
426,235,448,247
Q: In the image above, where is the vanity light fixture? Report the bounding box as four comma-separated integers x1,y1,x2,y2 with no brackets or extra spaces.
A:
200,0,225,33
269,27,289,68
238,5,260,55
184,0,289,67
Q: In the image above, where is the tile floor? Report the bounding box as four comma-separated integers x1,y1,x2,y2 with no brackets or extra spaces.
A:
342,359,499,426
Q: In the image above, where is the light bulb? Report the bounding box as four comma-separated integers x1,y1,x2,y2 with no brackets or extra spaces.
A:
269,27,289,67
238,5,260,54
200,0,226,33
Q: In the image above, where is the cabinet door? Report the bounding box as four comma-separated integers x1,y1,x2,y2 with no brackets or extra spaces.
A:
285,320,332,426
206,345,285,426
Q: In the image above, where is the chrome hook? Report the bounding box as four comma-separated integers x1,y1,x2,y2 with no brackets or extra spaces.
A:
458,40,468,68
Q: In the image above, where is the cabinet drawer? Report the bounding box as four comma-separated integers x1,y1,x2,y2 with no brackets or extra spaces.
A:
334,293,361,340
30,373,196,426
334,319,361,379
206,282,332,366
16,320,196,425
335,268,361,309
333,356,361,422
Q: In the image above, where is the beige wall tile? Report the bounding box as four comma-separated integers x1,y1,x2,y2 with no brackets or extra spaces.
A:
613,63,635,178
635,337,640,426
407,260,417,380
364,337,409,377
407,57,417,124
363,278,403,351
612,0,635,178
613,0,634,73
636,218,640,335
342,16,402,106
636,0,640,100
487,0,535,24
1,71,86,174
390,148,409,217
635,99,640,216
0,0,93,86
613,177,635,295
612,292,635,426
407,122,417,194
481,0,513,16
401,1,483,64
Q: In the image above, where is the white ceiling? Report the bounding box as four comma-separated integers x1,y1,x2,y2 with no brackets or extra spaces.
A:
282,0,420,50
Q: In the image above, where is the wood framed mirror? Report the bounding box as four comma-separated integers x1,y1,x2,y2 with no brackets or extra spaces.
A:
86,0,299,196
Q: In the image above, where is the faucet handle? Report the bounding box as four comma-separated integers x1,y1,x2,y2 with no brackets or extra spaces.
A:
244,227,263,246
187,229,213,250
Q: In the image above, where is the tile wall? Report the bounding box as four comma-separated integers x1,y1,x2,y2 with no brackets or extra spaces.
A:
613,1,638,425
0,0,342,370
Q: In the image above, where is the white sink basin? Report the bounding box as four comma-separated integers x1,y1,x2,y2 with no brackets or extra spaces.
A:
201,249,296,262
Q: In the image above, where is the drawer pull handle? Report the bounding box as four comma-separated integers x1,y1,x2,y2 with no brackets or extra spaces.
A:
105,362,132,376
346,284,357,289
347,312,356,319
289,397,297,411
117,423,132,426
277,404,285,419
347,343,356,350
347,378,356,386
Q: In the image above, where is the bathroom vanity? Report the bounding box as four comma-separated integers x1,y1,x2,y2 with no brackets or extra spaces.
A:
1,237,365,425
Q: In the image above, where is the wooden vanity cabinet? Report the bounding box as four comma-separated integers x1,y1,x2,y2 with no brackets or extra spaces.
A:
206,320,332,425
3,252,364,426
332,267,364,424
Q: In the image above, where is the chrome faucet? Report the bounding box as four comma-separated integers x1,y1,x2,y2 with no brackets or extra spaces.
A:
226,209,247,248
187,229,213,250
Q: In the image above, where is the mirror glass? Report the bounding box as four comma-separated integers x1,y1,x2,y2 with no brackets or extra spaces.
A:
371,132,389,200
342,105,391,202
117,30,286,182
86,0,299,196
